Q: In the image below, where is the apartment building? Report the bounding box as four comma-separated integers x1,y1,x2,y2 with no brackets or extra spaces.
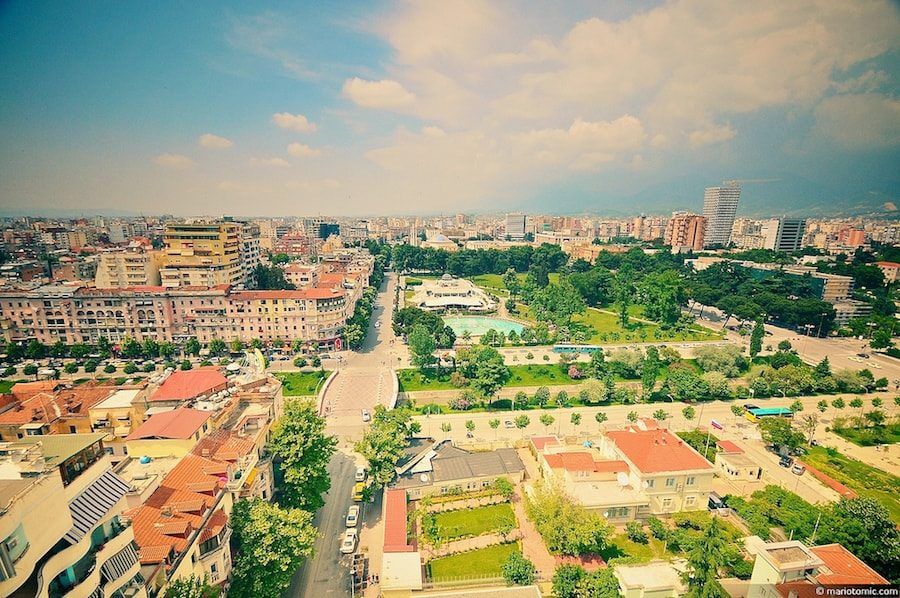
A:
95,247,162,288
0,283,350,349
0,384,115,442
284,263,323,288
0,433,145,598
159,222,244,288
532,420,714,522
702,180,741,247
664,213,706,252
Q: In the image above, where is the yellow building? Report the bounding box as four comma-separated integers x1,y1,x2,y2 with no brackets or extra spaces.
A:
124,408,212,459
95,247,163,287
159,221,244,288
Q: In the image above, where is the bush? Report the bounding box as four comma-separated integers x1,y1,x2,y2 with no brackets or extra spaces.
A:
142,362,155,373
311,356,322,367
103,364,116,374
448,394,474,411
180,360,192,371
84,360,98,373
647,516,667,540
3,366,16,377
293,357,307,368
625,521,648,544
123,362,138,374
23,364,38,376
63,362,78,374
501,551,536,586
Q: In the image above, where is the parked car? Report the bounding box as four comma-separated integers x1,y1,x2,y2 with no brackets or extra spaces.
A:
791,464,806,476
779,455,793,468
743,404,759,411
340,529,358,554
361,409,371,422
345,505,360,527
355,466,367,482
504,420,515,428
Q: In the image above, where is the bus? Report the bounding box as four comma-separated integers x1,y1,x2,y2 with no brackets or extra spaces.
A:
744,407,793,423
552,344,602,354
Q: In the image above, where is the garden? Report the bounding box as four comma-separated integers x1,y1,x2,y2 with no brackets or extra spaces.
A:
275,370,330,396
425,542,521,583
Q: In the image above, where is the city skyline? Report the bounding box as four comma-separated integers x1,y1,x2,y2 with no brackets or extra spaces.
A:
1,1,899,217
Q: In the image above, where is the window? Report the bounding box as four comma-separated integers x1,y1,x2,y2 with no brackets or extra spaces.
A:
686,476,696,486
665,477,675,487
685,496,696,507
646,479,654,488
662,497,673,509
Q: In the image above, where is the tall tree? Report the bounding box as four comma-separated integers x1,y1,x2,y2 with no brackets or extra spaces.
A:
229,499,316,598
163,576,219,598
268,399,337,511
682,517,728,598
642,346,661,398
749,318,765,358
407,323,436,370
355,406,415,487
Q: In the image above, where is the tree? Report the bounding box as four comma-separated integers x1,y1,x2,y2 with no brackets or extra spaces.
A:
790,399,804,413
230,499,316,598
872,397,883,408
821,497,900,581
526,486,612,556
49,340,67,358
694,344,747,378
123,362,138,375
465,420,475,433
683,517,729,598
408,324,437,370
514,414,530,429
552,564,586,598
799,413,819,443
682,406,696,423
575,569,620,597
64,362,78,374
642,346,661,398
627,410,639,423
813,357,832,378
571,412,582,428
25,339,46,360
159,341,175,359
777,340,793,352
539,413,555,431
817,400,828,413
440,422,451,434
121,337,142,359
870,329,893,349
653,409,668,422
164,576,219,598
533,386,551,406
253,264,296,290
231,338,245,353
269,399,337,511
832,397,845,409
730,405,744,421
180,359,192,370
749,318,765,358
184,337,201,356
501,551,536,586
489,418,500,437
760,418,804,452
208,338,226,356
355,406,415,487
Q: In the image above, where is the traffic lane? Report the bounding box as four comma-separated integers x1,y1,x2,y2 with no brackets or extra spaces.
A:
286,450,357,598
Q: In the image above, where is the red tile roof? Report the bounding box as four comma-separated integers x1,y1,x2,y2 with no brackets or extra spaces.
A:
384,489,413,553
192,429,255,462
592,460,629,473
126,407,211,440
544,452,628,473
10,380,61,399
530,436,559,450
0,392,59,426
130,454,228,564
716,440,744,454
810,544,889,586
606,429,713,473
149,366,227,403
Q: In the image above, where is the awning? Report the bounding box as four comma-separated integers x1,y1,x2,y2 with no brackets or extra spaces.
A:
100,542,139,581
244,467,258,486
64,469,132,544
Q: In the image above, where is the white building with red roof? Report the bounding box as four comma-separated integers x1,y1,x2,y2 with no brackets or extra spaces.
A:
715,439,763,482
148,366,229,407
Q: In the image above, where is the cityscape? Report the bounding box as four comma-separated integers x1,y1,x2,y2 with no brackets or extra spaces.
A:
1,3,899,598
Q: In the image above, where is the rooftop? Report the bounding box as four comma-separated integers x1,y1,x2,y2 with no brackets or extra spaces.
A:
606,429,713,474
716,440,744,454
126,407,211,441
94,388,142,410
810,544,889,586
149,366,228,403
383,488,413,553
18,432,106,466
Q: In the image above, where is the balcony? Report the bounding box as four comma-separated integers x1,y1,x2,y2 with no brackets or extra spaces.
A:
44,519,131,598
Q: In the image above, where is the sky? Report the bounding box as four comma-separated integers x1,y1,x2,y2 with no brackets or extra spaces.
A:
0,0,899,217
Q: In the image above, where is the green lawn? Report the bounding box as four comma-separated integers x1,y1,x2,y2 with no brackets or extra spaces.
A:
398,368,457,392
276,370,330,396
506,364,582,387
426,542,520,582
833,423,900,446
0,380,15,393
600,534,672,562
803,446,900,523
575,306,722,344
469,272,559,292
433,504,515,540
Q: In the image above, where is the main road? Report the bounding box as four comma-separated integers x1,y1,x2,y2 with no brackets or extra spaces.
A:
285,272,398,598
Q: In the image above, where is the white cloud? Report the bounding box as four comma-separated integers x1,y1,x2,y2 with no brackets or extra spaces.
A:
153,153,195,169
287,143,322,158
514,116,646,170
342,78,416,108
271,112,317,133
249,156,290,167
811,93,900,150
688,124,736,148
198,133,234,149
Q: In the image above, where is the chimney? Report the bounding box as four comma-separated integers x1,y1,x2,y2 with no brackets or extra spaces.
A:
161,506,172,517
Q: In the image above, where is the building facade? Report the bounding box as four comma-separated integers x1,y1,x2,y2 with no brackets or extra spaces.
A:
95,248,162,288
159,222,244,288
763,218,807,252
664,213,706,252
702,180,741,247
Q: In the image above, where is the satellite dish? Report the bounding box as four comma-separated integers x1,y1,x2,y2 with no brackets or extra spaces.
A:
616,472,629,486
642,480,650,489
419,473,429,482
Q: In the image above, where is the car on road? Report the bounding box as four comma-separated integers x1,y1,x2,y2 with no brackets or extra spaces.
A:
791,463,805,475
355,466,367,482
345,505,360,527
779,455,793,468
856,352,869,359
374,321,381,328
743,404,759,411
340,529,358,554
361,409,371,422
504,420,515,428
353,482,366,502
320,353,331,360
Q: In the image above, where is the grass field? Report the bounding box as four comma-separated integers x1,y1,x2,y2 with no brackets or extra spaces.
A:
469,272,560,292
433,503,515,540
833,423,900,446
276,370,330,396
601,534,672,562
426,542,520,582
506,364,582,387
803,446,900,523
397,368,456,392
0,380,15,393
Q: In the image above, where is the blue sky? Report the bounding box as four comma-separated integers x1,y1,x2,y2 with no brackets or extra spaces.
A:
1,0,898,217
